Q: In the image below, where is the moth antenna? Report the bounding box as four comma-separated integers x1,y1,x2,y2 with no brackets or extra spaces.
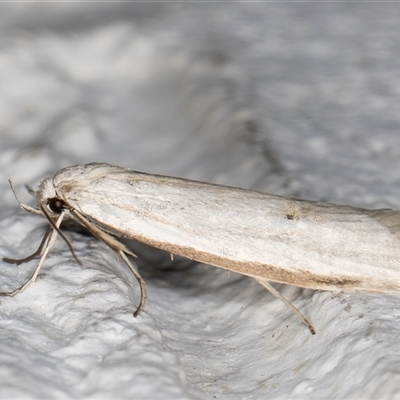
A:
256,278,316,335
8,177,42,216
39,206,80,265
3,226,52,265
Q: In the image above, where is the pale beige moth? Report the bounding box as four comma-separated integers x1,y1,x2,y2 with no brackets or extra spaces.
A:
3,162,400,334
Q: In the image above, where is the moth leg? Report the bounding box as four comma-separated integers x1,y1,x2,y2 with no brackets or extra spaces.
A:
0,225,59,297
70,209,145,317
0,212,64,297
3,226,52,265
255,278,316,335
119,251,147,317
39,205,80,264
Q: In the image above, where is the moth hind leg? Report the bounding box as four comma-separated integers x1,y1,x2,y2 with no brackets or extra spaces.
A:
256,278,316,335
119,251,147,317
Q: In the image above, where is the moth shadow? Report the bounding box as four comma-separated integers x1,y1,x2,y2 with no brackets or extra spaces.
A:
62,222,243,293
123,238,244,292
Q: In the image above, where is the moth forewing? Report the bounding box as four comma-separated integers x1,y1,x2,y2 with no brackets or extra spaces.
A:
4,162,400,335
54,165,400,293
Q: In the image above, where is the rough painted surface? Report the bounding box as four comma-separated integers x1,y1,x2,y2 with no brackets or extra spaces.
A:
1,4,400,399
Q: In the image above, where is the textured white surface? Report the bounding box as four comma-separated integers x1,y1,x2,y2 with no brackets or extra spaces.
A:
1,3,400,399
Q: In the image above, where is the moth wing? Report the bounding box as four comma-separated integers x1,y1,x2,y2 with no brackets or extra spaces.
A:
54,163,400,292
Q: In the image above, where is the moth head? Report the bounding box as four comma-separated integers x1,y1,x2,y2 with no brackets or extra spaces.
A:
36,177,67,216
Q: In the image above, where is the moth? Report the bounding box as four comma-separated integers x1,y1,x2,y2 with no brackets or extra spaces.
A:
3,162,400,334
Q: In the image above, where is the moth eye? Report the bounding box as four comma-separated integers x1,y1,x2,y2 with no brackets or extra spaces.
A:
47,198,65,214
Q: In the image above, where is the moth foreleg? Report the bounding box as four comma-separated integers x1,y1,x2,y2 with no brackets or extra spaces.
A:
0,212,65,297
0,225,59,297
3,226,52,265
